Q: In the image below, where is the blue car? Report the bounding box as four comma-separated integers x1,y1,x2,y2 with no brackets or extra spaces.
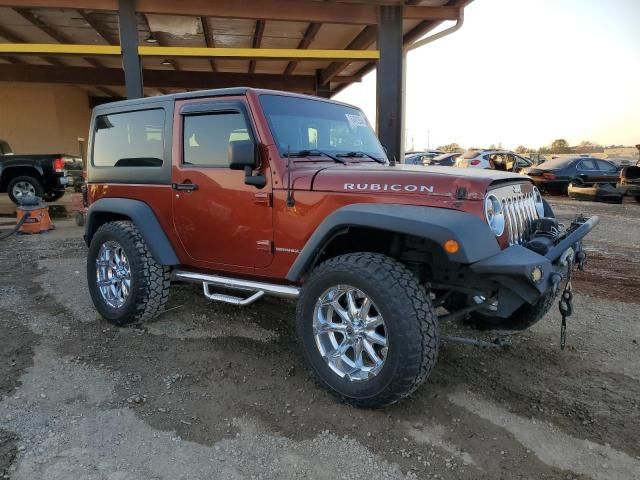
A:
523,156,620,194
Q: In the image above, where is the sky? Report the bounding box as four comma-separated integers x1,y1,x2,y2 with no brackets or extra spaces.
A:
335,0,640,151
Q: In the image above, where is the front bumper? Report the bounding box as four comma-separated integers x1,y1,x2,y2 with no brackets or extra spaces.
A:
469,216,599,316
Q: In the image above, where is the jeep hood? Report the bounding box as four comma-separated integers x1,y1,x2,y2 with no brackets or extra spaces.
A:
303,163,530,200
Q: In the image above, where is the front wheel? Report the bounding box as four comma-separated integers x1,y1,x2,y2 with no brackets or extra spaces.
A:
634,195,640,204
296,253,439,408
87,220,171,326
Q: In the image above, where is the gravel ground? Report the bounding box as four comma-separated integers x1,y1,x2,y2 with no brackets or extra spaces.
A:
0,196,638,479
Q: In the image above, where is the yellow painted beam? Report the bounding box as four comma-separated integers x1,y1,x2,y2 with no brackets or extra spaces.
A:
0,43,119,55
0,43,380,61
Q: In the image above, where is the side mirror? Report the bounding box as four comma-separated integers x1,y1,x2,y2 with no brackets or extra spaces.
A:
228,140,266,189
228,140,257,170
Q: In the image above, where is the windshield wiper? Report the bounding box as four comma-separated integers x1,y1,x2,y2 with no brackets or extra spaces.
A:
338,151,386,165
289,149,346,164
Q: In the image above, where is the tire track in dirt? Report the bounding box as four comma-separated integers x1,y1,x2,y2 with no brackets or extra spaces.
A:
573,249,640,303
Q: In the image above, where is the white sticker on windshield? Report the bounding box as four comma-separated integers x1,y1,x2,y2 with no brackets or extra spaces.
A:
345,113,367,129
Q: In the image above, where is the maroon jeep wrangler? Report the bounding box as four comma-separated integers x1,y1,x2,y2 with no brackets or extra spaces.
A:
84,88,598,407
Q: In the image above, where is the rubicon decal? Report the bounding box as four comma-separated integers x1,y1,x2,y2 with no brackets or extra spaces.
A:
344,183,434,193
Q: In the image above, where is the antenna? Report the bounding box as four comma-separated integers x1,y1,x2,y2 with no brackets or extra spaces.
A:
286,145,295,207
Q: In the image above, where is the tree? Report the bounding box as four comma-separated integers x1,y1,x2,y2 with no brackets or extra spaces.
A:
576,140,603,153
550,139,570,154
436,143,464,153
515,145,529,154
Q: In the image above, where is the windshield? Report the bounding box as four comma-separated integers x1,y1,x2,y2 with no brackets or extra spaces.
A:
259,94,386,161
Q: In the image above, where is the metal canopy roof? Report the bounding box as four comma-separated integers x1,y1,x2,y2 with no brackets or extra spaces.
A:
0,0,472,99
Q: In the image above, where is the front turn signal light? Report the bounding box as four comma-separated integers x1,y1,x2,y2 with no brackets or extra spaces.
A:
444,240,460,254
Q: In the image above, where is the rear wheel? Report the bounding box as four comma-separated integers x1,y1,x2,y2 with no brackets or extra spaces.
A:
7,176,44,205
296,252,439,408
634,195,640,204
87,221,171,326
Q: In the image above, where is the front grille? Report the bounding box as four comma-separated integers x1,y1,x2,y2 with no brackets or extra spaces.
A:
491,184,540,245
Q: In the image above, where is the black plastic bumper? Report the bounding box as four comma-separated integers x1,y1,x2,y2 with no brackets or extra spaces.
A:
469,216,599,312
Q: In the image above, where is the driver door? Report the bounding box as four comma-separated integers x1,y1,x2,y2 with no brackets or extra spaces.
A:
171,98,273,269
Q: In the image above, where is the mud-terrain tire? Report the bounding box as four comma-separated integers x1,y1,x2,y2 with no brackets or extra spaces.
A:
296,252,439,408
7,176,44,205
87,220,171,326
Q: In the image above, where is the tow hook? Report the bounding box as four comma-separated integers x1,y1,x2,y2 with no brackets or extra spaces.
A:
558,284,573,350
557,257,576,351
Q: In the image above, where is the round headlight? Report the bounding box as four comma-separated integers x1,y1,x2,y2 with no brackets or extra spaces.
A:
533,187,545,217
484,194,505,236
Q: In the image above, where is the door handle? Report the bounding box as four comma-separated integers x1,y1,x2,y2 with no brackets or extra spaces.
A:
172,182,198,191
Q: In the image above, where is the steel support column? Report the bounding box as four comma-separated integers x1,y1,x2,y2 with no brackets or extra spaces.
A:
315,72,331,98
376,5,404,163
118,0,142,98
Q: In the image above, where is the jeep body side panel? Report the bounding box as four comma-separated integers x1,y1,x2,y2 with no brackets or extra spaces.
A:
85,197,180,265
286,203,500,281
87,98,174,185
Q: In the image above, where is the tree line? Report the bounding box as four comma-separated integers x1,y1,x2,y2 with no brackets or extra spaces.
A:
436,140,618,155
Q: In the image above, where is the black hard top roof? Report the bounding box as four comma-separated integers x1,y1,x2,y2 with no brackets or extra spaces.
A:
92,87,354,114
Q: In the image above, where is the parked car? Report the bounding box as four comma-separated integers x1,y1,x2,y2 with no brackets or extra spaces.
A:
63,157,86,192
523,156,620,194
425,152,461,166
404,150,443,165
84,88,597,408
0,142,79,204
528,153,547,166
618,164,640,202
455,149,532,173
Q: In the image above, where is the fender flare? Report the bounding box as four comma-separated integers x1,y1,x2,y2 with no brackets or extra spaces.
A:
0,163,45,188
85,198,179,266
286,203,501,281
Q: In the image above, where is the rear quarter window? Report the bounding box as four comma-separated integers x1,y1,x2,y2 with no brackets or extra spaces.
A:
93,109,165,167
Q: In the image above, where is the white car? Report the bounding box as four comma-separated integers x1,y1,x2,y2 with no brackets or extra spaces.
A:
456,149,532,173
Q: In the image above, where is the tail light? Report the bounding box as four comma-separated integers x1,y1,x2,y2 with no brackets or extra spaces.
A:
53,157,65,173
542,172,556,180
470,159,481,166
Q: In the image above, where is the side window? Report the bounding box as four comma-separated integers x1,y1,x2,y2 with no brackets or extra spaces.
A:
93,109,165,167
596,160,617,172
578,159,597,170
183,112,249,167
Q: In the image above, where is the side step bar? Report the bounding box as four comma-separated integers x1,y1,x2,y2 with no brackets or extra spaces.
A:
172,270,300,306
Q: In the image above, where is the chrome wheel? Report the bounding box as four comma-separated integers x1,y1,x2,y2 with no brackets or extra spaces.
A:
96,241,132,309
313,285,387,381
12,181,36,201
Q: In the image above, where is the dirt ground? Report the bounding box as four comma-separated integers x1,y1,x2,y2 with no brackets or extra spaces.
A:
0,195,638,480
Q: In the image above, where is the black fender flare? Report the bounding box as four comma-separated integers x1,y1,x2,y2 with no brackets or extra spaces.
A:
85,198,179,266
286,203,500,282
0,163,45,189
